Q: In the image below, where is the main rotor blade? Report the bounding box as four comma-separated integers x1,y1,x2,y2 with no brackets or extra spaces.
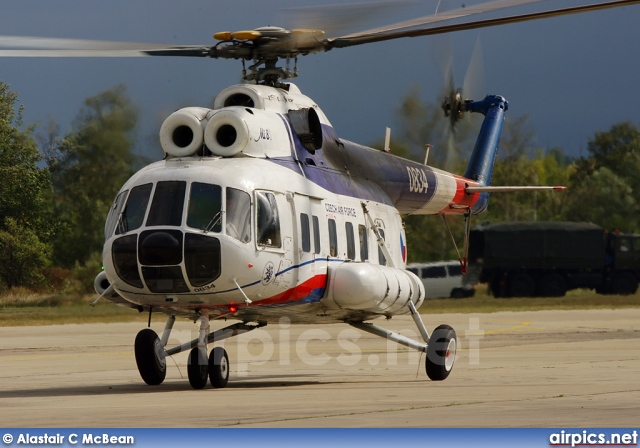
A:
0,36,211,58
341,0,547,38
327,0,640,49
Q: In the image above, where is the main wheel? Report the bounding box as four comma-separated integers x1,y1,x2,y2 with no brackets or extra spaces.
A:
187,347,209,389
508,273,536,297
426,324,457,381
610,272,638,295
134,328,167,386
489,277,507,298
538,273,568,297
209,347,230,388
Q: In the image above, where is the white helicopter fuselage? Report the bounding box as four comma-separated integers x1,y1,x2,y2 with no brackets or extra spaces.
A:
99,82,499,325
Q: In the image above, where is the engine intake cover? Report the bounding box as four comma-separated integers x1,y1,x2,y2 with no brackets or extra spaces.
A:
160,107,211,157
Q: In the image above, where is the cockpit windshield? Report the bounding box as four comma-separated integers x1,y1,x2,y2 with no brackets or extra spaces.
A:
147,181,186,227
187,182,222,232
115,183,152,235
226,188,251,243
107,180,254,245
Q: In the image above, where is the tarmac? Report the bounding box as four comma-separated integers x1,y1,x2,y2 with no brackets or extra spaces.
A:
0,308,638,427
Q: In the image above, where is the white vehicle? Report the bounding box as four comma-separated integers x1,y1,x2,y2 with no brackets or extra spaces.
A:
407,262,475,299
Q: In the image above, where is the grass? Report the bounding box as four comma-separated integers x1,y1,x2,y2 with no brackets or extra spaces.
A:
1,284,640,326
0,287,147,326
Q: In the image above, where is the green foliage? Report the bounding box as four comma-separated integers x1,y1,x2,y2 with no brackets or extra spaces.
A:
47,85,140,267
67,252,105,294
0,218,51,289
0,82,55,239
405,214,471,263
562,122,640,232
0,81,56,290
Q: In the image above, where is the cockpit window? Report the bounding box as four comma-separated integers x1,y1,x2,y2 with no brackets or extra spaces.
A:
146,181,186,227
256,191,281,248
226,188,251,243
116,183,152,235
187,182,222,232
105,189,128,239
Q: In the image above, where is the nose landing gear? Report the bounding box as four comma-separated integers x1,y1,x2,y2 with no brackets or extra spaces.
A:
134,315,264,389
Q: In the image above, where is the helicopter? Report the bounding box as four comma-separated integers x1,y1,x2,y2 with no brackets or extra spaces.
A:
1,0,637,390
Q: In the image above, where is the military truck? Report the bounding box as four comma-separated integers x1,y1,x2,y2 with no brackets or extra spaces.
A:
468,222,640,297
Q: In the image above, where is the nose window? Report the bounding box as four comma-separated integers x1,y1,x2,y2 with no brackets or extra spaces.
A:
226,188,251,243
146,181,186,227
115,183,152,235
187,182,222,232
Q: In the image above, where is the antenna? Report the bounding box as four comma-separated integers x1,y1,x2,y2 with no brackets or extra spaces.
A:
384,127,391,152
424,144,432,165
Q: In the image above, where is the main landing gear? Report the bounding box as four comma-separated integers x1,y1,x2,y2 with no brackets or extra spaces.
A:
350,302,458,381
134,307,458,388
134,314,264,389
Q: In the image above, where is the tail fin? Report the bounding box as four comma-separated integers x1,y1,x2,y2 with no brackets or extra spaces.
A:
462,95,508,214
463,95,508,185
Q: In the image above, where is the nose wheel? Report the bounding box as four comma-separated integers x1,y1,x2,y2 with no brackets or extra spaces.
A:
134,329,167,386
134,317,263,389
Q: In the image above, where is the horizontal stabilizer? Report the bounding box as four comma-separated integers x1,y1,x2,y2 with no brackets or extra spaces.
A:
466,185,566,193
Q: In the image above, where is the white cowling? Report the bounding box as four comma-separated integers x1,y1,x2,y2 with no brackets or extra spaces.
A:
325,263,425,314
204,109,251,157
159,107,211,157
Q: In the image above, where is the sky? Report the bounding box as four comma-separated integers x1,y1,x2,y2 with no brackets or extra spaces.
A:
1,0,639,161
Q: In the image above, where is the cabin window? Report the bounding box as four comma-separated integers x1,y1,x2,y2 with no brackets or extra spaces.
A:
106,189,128,239
345,222,355,260
423,266,446,279
312,215,321,254
226,188,252,243
116,183,152,234
378,228,387,266
447,264,462,276
256,191,281,248
186,182,222,232
328,218,338,257
358,224,368,261
147,181,186,227
300,213,311,253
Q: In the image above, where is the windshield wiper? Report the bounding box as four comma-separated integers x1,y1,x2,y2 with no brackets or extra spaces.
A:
204,211,222,233
116,210,128,234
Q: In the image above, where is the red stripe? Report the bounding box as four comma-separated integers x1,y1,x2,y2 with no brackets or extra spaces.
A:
444,176,480,214
253,274,328,306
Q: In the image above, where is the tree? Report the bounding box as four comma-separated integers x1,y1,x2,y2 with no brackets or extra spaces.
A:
560,122,640,231
0,81,54,289
0,218,51,288
48,85,141,267
0,82,54,236
562,167,636,230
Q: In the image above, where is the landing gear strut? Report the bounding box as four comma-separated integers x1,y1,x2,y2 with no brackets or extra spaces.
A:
349,302,458,382
134,315,264,389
